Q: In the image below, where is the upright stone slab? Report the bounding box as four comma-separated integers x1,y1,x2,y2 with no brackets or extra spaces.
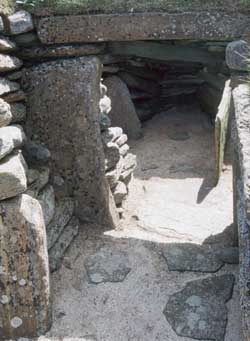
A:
0,194,51,339
24,57,118,226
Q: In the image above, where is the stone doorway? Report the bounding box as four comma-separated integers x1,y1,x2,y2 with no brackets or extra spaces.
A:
24,40,241,340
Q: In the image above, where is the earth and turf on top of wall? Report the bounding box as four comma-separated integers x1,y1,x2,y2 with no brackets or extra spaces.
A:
1,0,250,16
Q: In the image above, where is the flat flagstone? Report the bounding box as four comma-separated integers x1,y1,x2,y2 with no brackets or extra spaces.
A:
164,274,235,341
85,246,131,284
162,244,239,273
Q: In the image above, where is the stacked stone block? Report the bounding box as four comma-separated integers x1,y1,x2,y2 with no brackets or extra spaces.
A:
100,82,137,218
0,11,51,339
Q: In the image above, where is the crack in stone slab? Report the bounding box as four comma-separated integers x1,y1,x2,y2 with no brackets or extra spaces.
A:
164,274,235,341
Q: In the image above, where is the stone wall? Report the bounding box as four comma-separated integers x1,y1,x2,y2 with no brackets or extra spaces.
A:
1,5,250,340
227,40,250,341
0,10,51,339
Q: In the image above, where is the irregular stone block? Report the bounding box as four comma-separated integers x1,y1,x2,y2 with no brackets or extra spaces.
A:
0,36,16,52
99,113,111,132
0,125,26,160
162,243,236,273
0,151,27,200
0,194,51,338
2,90,25,103
0,99,12,127
119,153,137,183
49,216,79,272
104,76,142,140
119,143,129,157
7,71,23,81
99,95,111,114
8,11,34,35
0,17,4,33
85,246,131,284
113,181,127,205
104,142,120,171
46,197,74,250
10,103,26,123
26,166,50,198
19,43,106,60
0,54,22,73
13,32,39,47
38,185,55,226
102,127,123,145
37,12,249,44
0,78,20,96
106,156,124,189
226,40,250,71
23,141,51,165
24,57,117,226
115,133,128,147
164,274,235,341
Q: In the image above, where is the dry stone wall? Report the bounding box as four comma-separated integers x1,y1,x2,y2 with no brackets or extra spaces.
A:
0,10,52,339
227,40,250,341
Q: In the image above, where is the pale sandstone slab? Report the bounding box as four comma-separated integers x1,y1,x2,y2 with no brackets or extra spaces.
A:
0,54,22,73
0,125,26,160
37,12,249,44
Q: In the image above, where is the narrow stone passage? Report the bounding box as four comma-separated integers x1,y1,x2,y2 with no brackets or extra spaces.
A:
44,103,241,341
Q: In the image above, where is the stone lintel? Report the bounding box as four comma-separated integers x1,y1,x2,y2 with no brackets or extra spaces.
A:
37,11,249,45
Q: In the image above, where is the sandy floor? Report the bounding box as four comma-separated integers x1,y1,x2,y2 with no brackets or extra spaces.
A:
38,104,241,341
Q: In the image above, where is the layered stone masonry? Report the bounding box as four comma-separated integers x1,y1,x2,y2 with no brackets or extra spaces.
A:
226,39,250,341
0,10,51,339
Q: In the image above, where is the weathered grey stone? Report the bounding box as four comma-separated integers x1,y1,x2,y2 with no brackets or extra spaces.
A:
23,141,51,165
7,11,34,35
0,36,16,52
24,57,117,226
104,76,142,140
232,78,250,339
0,194,51,338
13,32,39,47
0,125,26,160
99,95,111,114
119,153,137,183
217,247,239,264
113,181,127,205
119,143,129,157
0,17,4,33
0,78,20,96
19,43,106,60
38,185,55,226
118,71,160,95
10,103,26,123
226,40,250,72
49,216,79,272
102,127,123,145
115,133,127,147
85,246,131,284
26,166,50,197
163,244,224,273
37,12,249,44
7,71,23,81
164,274,235,341
0,99,12,127
0,151,27,200
106,156,124,189
99,113,111,132
104,142,120,171
0,54,22,73
46,197,74,250
2,90,25,103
